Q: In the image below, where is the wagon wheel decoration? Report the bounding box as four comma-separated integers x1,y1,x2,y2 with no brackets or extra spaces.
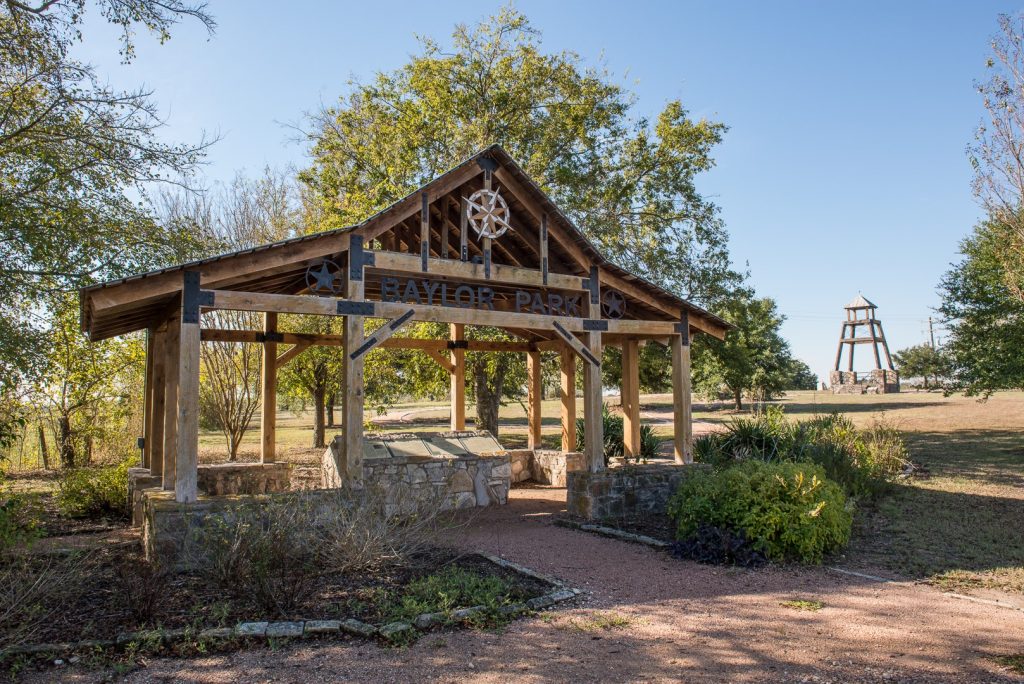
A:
464,188,512,240
601,289,626,319
305,260,343,295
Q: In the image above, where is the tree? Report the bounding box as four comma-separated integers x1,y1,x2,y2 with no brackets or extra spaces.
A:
1,0,214,449
783,359,818,391
301,8,743,425
34,294,143,468
893,344,946,389
970,14,1024,305
693,294,793,410
160,172,299,459
938,220,1024,397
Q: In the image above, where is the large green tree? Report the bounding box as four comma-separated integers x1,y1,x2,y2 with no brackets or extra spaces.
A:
893,344,947,390
301,8,743,428
938,220,1024,396
693,294,793,410
1,0,214,452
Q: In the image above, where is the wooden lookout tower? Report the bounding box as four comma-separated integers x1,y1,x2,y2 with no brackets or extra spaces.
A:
829,294,899,394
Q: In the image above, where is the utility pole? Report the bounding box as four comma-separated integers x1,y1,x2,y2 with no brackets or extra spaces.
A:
928,317,936,349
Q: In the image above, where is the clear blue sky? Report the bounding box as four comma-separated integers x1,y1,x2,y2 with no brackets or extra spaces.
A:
75,1,1021,381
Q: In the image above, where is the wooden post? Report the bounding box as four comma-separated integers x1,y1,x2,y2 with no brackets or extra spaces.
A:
672,313,693,464
261,312,277,463
560,347,576,451
527,350,542,449
342,235,366,482
150,328,167,478
450,323,466,430
420,192,430,272
162,317,179,489
622,339,641,458
142,328,154,469
582,266,604,472
175,271,201,503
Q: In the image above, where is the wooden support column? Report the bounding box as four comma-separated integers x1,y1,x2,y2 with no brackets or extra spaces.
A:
672,313,693,464
149,327,167,478
622,339,641,459
342,235,366,482
450,323,466,430
527,350,542,449
175,271,202,503
260,312,277,463
142,329,155,469
582,266,604,472
560,347,576,452
162,317,179,489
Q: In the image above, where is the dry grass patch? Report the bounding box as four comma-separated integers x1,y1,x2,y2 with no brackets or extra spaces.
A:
555,611,634,633
779,599,823,612
993,653,1024,675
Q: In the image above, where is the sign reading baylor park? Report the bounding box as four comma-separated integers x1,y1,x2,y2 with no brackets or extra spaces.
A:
379,276,585,317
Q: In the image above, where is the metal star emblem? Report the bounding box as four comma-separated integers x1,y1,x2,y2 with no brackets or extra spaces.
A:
306,261,341,294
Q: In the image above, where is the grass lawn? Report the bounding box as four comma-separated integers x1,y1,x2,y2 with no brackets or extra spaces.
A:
205,389,1024,595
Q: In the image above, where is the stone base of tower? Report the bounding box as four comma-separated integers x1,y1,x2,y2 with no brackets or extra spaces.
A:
829,369,900,395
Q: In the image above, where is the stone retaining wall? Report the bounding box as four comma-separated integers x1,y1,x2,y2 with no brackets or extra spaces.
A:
361,453,511,510
567,463,709,520
197,462,291,496
507,449,584,487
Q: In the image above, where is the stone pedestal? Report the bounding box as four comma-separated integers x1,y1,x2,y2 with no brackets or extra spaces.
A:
829,369,900,394
567,463,709,520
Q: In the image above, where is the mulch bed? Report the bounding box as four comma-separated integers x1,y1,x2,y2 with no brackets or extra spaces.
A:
10,541,549,648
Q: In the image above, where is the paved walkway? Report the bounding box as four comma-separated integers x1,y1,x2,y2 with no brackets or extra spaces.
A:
48,488,1024,683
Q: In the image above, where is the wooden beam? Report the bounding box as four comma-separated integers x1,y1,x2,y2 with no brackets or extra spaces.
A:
205,289,681,336
342,236,366,482
672,314,693,464
162,317,179,490
350,309,415,360
427,348,457,374
200,328,539,352
368,249,585,292
527,350,542,450
450,323,466,430
261,312,277,463
420,192,430,271
582,267,604,472
540,213,549,285
277,341,312,367
149,328,166,477
175,272,201,504
142,329,155,469
621,339,641,458
560,347,577,452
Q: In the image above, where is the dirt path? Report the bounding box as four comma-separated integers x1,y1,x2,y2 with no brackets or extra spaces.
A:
30,488,1018,683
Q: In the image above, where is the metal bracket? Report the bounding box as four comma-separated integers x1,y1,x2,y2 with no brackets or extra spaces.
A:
182,271,206,324
583,319,608,332
552,321,601,367
337,300,375,316
258,332,285,343
476,156,499,172
447,340,469,350
349,235,365,281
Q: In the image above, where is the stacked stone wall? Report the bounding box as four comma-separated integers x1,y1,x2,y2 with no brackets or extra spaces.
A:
567,464,709,520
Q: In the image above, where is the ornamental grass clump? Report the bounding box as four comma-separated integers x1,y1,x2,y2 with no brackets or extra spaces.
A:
692,408,908,501
667,460,852,564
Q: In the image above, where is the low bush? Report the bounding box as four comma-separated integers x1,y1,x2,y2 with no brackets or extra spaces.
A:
693,408,908,500
667,460,852,564
187,483,461,617
56,458,134,519
378,566,523,626
576,405,659,463
0,485,41,552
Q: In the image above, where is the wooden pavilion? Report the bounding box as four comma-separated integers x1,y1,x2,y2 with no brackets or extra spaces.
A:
79,145,729,504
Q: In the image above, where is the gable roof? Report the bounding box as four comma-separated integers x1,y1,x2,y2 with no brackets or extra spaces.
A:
845,294,876,309
80,145,728,340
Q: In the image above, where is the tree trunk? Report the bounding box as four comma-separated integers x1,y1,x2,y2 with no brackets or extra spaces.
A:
57,413,75,469
312,383,326,449
37,424,49,470
473,361,505,437
733,387,743,411
327,400,335,429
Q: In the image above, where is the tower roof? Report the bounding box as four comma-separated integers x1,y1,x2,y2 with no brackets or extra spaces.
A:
844,294,876,309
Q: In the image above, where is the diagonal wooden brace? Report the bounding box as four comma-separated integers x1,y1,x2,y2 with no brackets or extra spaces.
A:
552,321,601,366
350,309,416,360
276,341,312,368
427,348,457,374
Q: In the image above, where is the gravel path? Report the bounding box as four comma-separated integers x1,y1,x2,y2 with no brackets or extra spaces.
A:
41,488,1024,683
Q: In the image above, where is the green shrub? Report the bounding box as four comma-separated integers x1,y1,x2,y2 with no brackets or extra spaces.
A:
379,566,523,626
692,409,908,500
0,488,41,551
576,405,658,463
667,460,852,564
56,458,134,519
